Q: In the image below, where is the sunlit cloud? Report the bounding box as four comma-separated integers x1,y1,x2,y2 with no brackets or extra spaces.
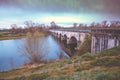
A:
40,13,101,24
41,16,82,23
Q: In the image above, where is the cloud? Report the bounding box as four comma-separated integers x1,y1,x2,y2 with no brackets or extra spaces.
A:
0,0,120,16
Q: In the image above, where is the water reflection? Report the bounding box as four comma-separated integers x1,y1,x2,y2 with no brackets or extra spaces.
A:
0,35,68,72
45,35,68,60
0,39,26,71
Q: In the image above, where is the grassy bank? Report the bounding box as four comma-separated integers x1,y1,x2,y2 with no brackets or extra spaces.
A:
0,31,25,40
0,46,120,80
0,36,26,40
0,31,50,40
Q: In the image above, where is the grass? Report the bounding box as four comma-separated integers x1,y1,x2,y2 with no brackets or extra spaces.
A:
96,46,120,57
80,52,95,61
0,30,50,40
46,69,120,80
0,36,26,40
14,72,50,80
0,31,10,35
91,55,120,67
0,31,25,40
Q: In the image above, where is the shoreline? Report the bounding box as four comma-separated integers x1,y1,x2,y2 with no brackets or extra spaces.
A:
0,31,50,41
0,36,26,41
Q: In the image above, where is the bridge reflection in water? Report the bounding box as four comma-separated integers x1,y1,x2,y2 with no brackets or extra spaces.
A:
50,27,120,56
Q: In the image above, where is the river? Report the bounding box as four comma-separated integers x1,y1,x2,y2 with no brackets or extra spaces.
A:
0,35,68,72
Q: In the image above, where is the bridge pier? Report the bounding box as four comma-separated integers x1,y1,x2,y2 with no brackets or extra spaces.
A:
91,28,120,53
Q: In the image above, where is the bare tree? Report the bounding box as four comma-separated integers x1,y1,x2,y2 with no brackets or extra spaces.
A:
79,23,84,28
50,21,59,28
90,22,95,28
20,31,48,63
110,21,120,27
73,23,77,27
24,21,34,27
101,21,108,28
10,24,18,34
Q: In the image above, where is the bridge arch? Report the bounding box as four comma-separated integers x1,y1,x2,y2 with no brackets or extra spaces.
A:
68,36,78,54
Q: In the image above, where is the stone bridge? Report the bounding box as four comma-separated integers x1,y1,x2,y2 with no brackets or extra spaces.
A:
50,27,90,43
49,27,90,56
49,27,120,55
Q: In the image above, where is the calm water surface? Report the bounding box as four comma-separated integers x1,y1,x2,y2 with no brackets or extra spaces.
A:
0,35,68,72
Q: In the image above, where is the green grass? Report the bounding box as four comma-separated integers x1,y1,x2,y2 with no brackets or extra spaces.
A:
0,31,10,35
91,56,120,66
80,52,95,61
45,69,120,80
14,72,49,80
0,36,26,40
0,30,49,40
0,31,25,40
96,46,120,57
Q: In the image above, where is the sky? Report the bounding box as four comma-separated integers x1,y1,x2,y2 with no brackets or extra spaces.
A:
0,0,120,28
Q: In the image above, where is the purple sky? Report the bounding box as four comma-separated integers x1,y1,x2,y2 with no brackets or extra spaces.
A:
0,0,120,28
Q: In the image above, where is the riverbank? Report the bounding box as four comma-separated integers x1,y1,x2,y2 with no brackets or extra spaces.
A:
0,31,25,40
0,46,120,80
0,30,50,40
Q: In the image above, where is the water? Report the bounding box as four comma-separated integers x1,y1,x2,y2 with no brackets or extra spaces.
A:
0,35,68,72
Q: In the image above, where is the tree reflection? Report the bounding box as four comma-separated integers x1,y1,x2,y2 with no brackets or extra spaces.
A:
20,31,49,63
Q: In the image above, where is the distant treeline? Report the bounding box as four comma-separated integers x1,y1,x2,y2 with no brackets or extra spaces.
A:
73,21,120,28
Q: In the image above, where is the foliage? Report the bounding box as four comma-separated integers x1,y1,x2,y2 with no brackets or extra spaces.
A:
78,34,91,55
